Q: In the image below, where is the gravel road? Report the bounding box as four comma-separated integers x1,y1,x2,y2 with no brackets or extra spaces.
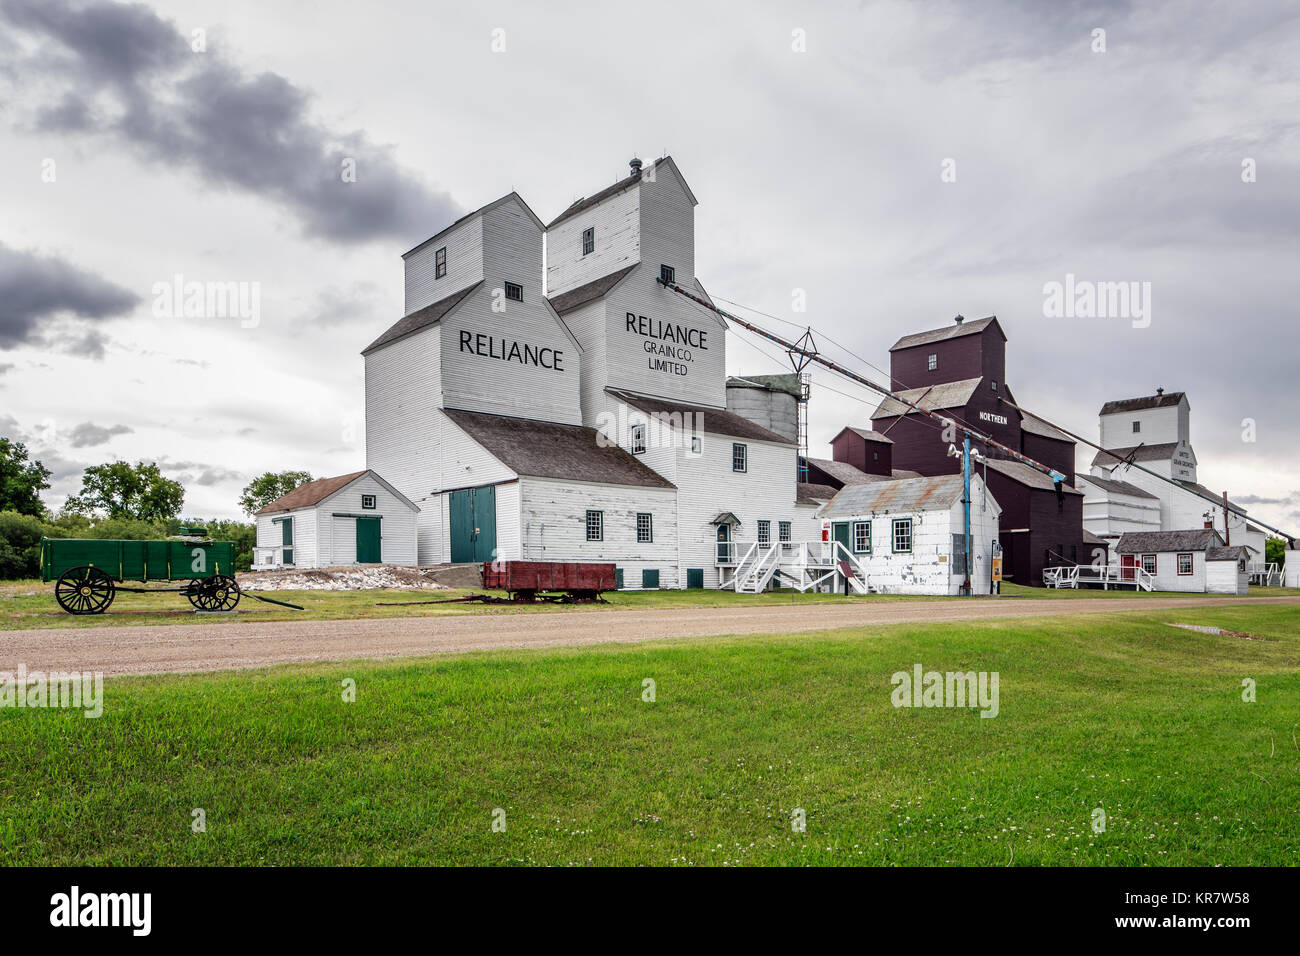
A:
3,594,1295,677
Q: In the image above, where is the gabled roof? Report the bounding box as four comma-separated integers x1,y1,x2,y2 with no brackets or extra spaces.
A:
442,409,674,489
547,157,693,230
1100,391,1186,415
808,457,877,486
889,316,1003,351
1091,442,1180,468
1115,529,1222,553
796,482,840,505
832,426,894,444
607,389,795,445
1082,529,1109,546
727,373,803,398
362,281,481,355
983,459,1082,494
1206,545,1252,561
403,192,544,260
871,377,983,419
256,471,368,516
819,474,968,517
1077,473,1159,500
547,264,637,315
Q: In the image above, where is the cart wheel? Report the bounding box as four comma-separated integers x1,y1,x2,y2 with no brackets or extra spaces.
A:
55,566,116,615
209,574,241,612
187,575,240,612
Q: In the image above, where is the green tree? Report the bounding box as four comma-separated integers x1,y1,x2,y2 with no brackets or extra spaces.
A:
1265,537,1286,568
0,438,52,517
0,510,49,578
239,471,312,516
64,461,185,521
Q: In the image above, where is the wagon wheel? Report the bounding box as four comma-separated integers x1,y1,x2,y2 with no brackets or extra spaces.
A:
186,575,240,612
55,566,117,615
207,574,241,612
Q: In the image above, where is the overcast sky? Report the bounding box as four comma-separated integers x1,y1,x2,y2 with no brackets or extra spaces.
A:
2,0,1298,531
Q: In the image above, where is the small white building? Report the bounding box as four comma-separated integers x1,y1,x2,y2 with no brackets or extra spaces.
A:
253,470,419,569
1112,529,1250,594
1205,546,1251,595
817,474,1002,595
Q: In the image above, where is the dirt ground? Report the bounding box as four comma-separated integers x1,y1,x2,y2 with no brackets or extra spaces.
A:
4,594,1298,677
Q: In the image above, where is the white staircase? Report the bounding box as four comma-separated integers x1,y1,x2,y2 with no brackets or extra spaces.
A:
732,543,781,593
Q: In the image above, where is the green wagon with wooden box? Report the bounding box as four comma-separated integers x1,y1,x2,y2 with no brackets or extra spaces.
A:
40,532,241,615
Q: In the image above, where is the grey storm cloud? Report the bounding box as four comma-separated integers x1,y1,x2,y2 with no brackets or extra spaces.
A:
0,242,139,353
0,0,459,245
68,421,133,447
153,457,243,487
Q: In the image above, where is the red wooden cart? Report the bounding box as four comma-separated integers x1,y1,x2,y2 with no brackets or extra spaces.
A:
481,561,617,602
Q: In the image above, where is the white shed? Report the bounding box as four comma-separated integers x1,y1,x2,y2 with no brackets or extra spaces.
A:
817,473,1002,595
1205,545,1251,595
253,470,419,569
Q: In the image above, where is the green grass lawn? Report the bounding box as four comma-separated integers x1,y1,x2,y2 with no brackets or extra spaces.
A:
5,577,1290,631
3,603,1298,866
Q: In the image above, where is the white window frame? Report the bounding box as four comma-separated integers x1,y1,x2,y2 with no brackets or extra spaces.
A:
582,227,594,256
630,423,647,455
853,520,871,554
636,513,653,544
1141,553,1157,574
732,443,747,473
1177,553,1193,575
927,353,938,371
757,520,771,546
585,510,603,542
892,518,913,554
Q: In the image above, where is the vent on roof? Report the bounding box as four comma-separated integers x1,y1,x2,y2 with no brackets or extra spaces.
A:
629,157,643,177
954,314,964,325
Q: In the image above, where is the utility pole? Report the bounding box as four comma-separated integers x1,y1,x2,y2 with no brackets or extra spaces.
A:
961,437,973,597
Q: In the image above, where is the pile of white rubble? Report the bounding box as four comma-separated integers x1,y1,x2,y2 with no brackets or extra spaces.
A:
237,566,450,592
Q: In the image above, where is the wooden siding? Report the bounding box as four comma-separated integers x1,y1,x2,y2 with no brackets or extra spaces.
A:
315,472,418,567
824,484,1001,595
438,197,583,425
601,265,727,409
518,477,679,586
1099,395,1189,450
890,323,1005,392
986,471,1088,585
830,429,892,476
405,215,484,315
872,382,1022,477
545,186,640,296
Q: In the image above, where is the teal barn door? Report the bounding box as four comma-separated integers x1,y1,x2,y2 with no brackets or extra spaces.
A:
450,486,497,563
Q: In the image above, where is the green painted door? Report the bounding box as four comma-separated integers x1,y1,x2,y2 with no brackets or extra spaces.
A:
715,524,731,563
356,517,381,563
831,522,851,552
450,486,497,563
642,568,660,589
686,568,704,589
